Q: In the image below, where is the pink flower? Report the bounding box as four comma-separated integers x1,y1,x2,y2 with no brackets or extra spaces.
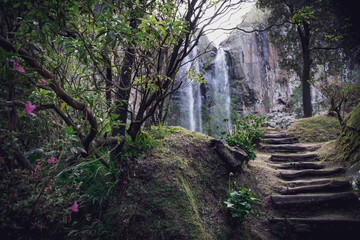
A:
48,156,55,164
31,162,40,176
51,116,57,122
68,201,79,212
24,101,37,116
39,79,48,85
11,59,25,73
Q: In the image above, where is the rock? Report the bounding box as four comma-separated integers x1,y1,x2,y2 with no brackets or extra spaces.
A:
280,180,352,195
265,110,297,129
278,168,346,180
271,192,357,208
270,153,319,162
263,137,299,144
209,139,248,171
270,162,325,170
260,144,308,153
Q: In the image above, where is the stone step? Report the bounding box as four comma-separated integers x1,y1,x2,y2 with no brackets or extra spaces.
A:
264,132,287,139
280,180,352,195
286,178,334,188
270,153,319,162
278,168,346,180
270,162,325,170
271,192,357,209
263,137,299,145
270,215,360,239
261,144,308,153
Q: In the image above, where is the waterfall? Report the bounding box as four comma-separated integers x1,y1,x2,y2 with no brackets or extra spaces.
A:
174,46,203,132
213,48,231,124
187,82,195,131
170,46,231,137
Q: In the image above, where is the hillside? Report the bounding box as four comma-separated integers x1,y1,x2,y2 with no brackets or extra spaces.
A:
104,126,270,240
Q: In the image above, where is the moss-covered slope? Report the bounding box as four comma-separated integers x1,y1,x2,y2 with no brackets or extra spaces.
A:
317,104,360,169
105,127,263,240
287,115,341,142
334,103,360,166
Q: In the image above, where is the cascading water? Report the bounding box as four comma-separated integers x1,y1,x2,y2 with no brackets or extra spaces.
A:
212,48,232,127
170,46,231,138
174,46,203,132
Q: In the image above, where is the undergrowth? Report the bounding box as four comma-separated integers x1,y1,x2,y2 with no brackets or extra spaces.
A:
222,114,265,160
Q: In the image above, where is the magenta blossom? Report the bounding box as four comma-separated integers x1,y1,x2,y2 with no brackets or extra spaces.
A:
31,162,40,176
51,116,57,122
24,101,37,116
48,156,55,164
68,201,79,212
11,59,25,73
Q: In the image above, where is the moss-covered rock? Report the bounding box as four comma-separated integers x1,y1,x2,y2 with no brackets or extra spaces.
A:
335,103,360,166
287,115,341,142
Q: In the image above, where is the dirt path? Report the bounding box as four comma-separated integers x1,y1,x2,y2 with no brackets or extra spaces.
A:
249,130,360,240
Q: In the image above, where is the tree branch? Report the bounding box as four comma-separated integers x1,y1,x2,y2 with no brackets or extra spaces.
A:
0,36,98,153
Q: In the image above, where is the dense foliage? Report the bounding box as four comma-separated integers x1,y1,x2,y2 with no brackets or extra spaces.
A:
222,114,265,160
0,0,244,238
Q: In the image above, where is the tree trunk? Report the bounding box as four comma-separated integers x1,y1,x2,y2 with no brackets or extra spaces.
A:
298,22,313,117
110,10,139,163
302,51,312,117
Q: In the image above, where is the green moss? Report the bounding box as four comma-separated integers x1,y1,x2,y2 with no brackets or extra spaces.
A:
106,127,227,239
178,175,207,239
106,126,270,240
109,178,204,240
317,104,360,166
347,103,360,131
334,104,360,165
287,115,341,142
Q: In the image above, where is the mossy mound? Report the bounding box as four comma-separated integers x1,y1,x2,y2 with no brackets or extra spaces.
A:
105,126,264,240
334,104,360,166
318,103,360,168
287,116,341,142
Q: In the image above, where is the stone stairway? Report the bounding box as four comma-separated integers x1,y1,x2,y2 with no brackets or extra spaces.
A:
261,130,360,240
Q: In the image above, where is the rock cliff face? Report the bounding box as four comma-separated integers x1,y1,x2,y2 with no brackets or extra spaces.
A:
168,24,299,132
222,23,290,114
169,6,360,132
220,21,298,128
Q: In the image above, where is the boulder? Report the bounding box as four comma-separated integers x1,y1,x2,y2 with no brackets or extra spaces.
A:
209,139,248,171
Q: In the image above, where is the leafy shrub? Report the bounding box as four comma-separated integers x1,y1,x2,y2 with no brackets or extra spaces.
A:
0,122,119,239
352,179,360,200
223,183,259,221
311,65,360,125
222,114,266,160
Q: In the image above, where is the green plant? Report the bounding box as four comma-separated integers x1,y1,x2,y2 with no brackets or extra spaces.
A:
352,179,360,200
223,179,259,221
222,114,266,160
121,131,157,160
226,134,256,160
150,121,167,139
